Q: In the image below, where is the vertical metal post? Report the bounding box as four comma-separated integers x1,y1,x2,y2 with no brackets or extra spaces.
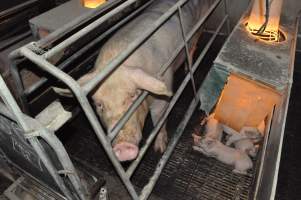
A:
177,6,198,100
224,0,231,35
9,60,30,114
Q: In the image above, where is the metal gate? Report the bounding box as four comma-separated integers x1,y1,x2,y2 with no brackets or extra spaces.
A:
4,0,230,199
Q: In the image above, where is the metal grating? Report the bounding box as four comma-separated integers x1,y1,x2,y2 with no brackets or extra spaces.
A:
64,109,257,200
131,110,256,200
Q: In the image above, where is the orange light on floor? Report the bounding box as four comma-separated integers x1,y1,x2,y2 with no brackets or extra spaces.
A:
81,0,106,8
214,74,281,132
247,0,283,42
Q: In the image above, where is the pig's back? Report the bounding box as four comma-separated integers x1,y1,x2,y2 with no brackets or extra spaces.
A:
95,0,210,74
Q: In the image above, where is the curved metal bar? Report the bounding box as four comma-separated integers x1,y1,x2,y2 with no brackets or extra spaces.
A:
42,0,140,60
0,75,75,200
24,0,154,97
19,48,140,200
14,0,227,198
126,15,228,177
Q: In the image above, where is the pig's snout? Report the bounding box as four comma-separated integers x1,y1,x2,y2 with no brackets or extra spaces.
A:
113,142,139,161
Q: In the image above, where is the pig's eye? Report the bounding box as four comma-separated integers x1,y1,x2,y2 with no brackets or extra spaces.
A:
130,91,140,100
95,102,104,112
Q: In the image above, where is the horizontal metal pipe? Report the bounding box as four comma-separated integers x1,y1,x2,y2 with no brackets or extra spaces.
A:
42,0,139,59
19,47,140,200
36,0,124,48
126,14,228,177
0,0,38,19
24,0,154,96
0,31,31,52
82,0,190,94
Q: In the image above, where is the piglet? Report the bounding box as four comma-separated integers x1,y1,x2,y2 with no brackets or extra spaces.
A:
193,137,253,175
203,113,223,141
233,139,257,157
192,113,222,145
223,125,263,146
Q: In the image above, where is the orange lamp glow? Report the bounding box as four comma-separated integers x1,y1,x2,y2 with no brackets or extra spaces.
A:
81,0,106,8
214,74,281,132
247,0,283,42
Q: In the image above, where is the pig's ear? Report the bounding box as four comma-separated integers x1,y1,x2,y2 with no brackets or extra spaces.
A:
125,68,172,96
52,72,97,97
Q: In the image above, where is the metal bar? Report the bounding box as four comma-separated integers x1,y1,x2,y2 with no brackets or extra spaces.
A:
15,0,225,198
0,0,38,20
24,0,154,96
108,0,222,141
36,0,124,48
38,129,88,200
185,0,222,42
0,75,75,200
42,0,140,59
29,139,76,200
223,0,231,35
82,0,190,94
19,48,140,200
108,91,148,141
269,13,300,200
0,101,87,199
139,81,201,200
0,31,31,52
127,15,228,178
93,0,223,141
177,6,198,100
9,59,30,113
138,17,227,196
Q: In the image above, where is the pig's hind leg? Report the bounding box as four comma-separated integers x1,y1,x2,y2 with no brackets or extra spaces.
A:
150,98,169,153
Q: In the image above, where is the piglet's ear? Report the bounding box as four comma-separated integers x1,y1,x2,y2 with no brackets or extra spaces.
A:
205,139,215,148
125,68,172,97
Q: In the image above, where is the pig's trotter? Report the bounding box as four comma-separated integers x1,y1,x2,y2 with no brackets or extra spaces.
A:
150,99,169,153
232,169,247,175
154,128,168,153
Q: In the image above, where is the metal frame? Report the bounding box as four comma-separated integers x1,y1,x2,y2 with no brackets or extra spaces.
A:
4,176,67,200
0,76,88,200
9,0,154,114
7,0,230,199
0,76,74,199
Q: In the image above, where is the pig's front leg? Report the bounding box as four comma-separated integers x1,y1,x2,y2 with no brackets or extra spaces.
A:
150,98,169,153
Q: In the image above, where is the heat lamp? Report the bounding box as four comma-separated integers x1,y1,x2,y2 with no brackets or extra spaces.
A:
81,0,106,8
199,0,293,134
247,0,284,42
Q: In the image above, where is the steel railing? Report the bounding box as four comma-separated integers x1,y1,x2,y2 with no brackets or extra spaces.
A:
8,0,230,199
